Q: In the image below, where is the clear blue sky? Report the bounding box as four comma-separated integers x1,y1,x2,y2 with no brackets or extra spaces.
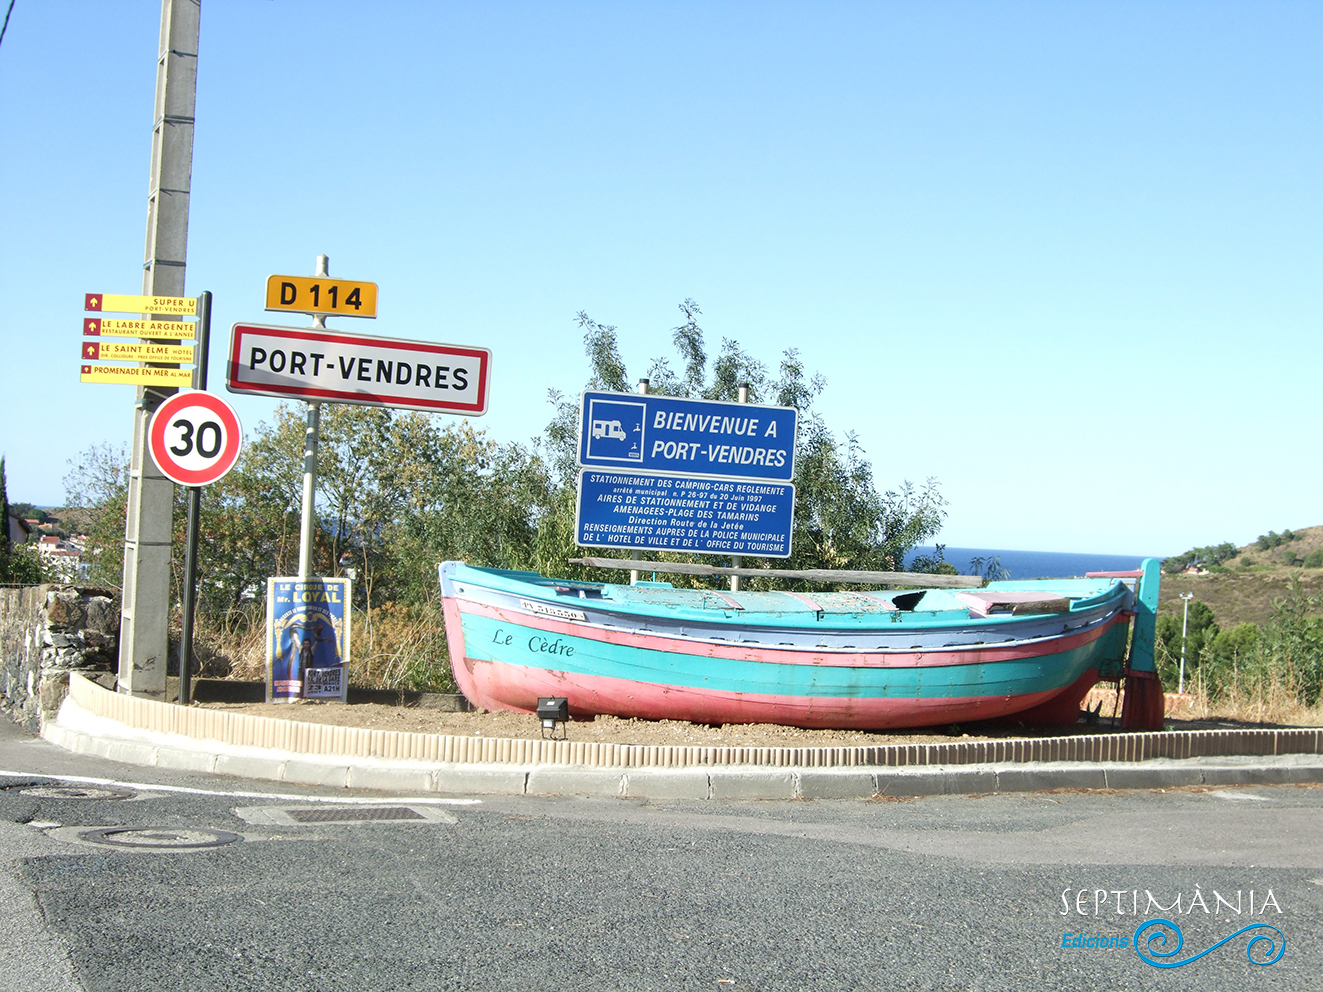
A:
2,2,1319,556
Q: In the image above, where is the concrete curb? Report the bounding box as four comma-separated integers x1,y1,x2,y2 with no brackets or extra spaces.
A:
41,696,1323,800
59,673,1323,772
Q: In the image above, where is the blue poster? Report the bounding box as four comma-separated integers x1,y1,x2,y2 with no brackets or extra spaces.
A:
266,577,352,703
577,390,797,482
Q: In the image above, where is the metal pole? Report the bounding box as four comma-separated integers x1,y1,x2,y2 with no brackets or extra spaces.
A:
176,290,210,706
730,382,750,592
119,0,200,699
1179,591,1193,695
629,378,648,586
297,254,328,579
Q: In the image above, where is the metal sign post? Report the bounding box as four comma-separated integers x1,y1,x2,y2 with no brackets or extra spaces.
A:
630,378,648,586
177,291,211,705
730,382,749,592
297,254,329,580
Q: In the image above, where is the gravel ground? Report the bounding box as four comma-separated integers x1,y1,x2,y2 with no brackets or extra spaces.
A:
193,699,1308,749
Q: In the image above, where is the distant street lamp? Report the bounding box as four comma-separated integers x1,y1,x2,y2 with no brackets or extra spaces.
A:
1178,592,1194,694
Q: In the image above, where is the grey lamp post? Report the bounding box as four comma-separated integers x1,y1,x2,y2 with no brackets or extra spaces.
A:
1178,592,1194,695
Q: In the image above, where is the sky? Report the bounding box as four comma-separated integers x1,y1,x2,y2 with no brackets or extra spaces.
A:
1,1,1319,557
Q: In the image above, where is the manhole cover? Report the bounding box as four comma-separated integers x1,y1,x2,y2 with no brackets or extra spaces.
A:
78,826,243,849
20,786,136,800
287,806,424,823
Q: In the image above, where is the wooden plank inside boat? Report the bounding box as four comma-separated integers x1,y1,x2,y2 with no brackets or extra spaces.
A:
956,591,1072,616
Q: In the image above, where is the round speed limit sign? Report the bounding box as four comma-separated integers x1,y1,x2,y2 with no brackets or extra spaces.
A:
148,390,244,487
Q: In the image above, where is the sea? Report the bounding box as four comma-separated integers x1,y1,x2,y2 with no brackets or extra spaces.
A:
905,546,1152,580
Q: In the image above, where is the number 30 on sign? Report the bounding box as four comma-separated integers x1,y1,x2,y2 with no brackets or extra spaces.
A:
147,391,244,487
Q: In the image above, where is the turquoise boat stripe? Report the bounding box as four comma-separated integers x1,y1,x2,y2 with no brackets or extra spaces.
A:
461,611,1128,701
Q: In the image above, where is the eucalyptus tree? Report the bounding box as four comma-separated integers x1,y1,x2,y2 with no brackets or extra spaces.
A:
539,300,948,589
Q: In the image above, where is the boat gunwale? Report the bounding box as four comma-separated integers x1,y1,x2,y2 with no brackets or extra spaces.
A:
441,562,1134,637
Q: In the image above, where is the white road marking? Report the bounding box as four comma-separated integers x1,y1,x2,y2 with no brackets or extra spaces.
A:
0,769,481,807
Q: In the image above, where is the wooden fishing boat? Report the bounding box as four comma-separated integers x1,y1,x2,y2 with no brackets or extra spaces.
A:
438,558,1162,730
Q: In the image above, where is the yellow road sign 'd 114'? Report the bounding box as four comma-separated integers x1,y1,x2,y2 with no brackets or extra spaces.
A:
265,275,378,318
83,317,196,340
85,293,198,316
81,341,196,363
80,364,194,387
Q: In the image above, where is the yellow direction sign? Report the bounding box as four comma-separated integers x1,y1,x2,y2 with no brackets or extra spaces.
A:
84,293,199,316
265,275,378,318
81,341,195,363
80,364,194,387
83,318,196,340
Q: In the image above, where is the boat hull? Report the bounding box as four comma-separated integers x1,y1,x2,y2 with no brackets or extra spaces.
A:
440,563,1136,729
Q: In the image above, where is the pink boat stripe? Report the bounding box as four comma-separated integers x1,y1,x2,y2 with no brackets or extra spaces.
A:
453,597,1126,670
456,655,1069,730
711,591,744,610
778,591,823,611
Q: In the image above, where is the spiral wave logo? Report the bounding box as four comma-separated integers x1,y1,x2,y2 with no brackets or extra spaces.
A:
1134,918,1286,968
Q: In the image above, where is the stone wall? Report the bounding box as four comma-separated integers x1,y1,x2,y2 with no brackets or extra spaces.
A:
0,584,119,732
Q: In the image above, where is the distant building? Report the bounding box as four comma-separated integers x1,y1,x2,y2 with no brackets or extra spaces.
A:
6,514,33,545
36,535,86,581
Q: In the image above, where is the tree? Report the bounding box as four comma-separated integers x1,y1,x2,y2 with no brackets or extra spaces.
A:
1162,541,1237,574
62,443,130,587
1156,599,1218,685
0,456,10,581
1260,580,1323,705
7,502,48,524
0,460,50,586
540,301,948,588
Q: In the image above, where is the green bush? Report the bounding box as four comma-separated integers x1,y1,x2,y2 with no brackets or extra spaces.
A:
1187,582,1323,707
2,543,49,584
1304,549,1323,569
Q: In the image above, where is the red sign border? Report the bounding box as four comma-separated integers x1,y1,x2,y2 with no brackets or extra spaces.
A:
225,323,490,415
148,391,244,487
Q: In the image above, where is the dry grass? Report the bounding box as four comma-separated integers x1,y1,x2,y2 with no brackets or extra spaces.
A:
1085,684,1323,728
1168,685,1323,727
1159,570,1323,628
190,609,266,681
192,599,454,692
348,599,453,692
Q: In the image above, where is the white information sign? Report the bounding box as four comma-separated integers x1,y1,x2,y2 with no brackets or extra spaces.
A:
226,323,490,415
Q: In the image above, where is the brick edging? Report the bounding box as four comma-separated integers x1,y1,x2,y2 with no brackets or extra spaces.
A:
66,673,1323,770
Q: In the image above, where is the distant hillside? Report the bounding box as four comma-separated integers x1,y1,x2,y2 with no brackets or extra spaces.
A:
1225,524,1323,571
1158,525,1323,626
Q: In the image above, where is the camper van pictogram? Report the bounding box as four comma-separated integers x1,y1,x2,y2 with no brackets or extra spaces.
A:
591,419,627,441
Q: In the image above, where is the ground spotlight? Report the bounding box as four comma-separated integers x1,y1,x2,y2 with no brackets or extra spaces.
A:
537,696,569,739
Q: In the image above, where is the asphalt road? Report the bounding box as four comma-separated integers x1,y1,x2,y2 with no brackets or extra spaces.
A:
0,719,1319,992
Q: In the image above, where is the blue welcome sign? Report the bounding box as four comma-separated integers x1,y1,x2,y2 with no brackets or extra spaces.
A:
577,390,797,482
